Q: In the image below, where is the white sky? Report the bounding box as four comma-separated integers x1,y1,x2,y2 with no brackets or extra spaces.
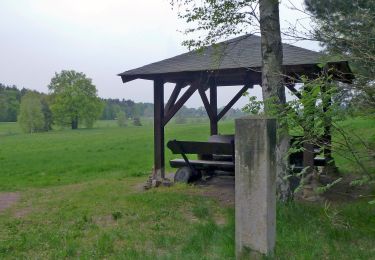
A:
0,0,318,108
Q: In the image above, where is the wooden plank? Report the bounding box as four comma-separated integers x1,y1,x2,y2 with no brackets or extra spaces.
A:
218,85,249,120
163,83,198,126
167,140,233,155
285,83,302,99
154,78,165,179
170,158,234,169
164,82,183,115
198,86,215,121
126,68,263,86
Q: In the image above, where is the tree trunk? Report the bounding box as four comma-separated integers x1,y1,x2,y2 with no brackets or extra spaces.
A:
259,0,292,202
71,117,78,129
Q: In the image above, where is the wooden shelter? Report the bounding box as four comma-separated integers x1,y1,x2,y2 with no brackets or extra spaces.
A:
118,34,353,179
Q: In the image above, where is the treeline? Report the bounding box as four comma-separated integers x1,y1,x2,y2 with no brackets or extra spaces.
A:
1,83,245,124
100,99,153,120
0,84,25,122
101,98,245,121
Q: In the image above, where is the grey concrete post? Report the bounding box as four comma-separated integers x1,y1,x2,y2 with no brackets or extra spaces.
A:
235,117,277,258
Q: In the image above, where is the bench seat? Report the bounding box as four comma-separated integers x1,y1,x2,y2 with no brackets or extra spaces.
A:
170,158,234,171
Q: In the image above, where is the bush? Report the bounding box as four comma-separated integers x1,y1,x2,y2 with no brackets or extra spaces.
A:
133,117,142,126
18,92,45,133
117,111,127,127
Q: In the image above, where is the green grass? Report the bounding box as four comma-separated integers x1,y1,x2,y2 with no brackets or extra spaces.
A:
0,179,374,259
333,117,375,175
0,120,233,191
0,118,374,259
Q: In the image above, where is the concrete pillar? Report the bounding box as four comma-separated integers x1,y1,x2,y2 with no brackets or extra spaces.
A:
235,117,277,258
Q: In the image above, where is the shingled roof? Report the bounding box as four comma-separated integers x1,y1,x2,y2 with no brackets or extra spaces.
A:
118,34,352,84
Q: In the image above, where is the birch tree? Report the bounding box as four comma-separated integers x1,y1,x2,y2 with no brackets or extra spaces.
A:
171,0,292,201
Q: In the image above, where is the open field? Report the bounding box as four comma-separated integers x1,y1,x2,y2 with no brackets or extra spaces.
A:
0,119,233,191
0,118,374,259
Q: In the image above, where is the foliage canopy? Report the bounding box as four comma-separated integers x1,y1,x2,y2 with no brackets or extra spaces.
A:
18,92,45,133
48,70,103,129
304,0,375,112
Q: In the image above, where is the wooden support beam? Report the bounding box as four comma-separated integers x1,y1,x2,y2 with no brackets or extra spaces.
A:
163,83,198,126
164,82,183,115
198,86,215,121
154,78,165,179
210,83,218,135
218,84,250,121
286,83,302,99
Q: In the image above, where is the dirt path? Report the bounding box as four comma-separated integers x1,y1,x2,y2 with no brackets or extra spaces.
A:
0,192,20,214
169,173,372,205
194,175,235,206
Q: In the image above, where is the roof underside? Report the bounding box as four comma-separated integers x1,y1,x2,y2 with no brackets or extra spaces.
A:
119,34,353,85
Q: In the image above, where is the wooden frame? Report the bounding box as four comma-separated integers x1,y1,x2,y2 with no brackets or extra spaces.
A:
150,72,336,180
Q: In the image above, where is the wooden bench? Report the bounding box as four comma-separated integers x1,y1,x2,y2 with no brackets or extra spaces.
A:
167,137,234,182
168,134,326,183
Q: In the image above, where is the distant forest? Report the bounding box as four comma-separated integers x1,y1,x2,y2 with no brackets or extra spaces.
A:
0,83,244,122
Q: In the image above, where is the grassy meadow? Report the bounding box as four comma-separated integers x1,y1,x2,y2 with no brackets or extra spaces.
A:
0,118,374,259
0,119,233,191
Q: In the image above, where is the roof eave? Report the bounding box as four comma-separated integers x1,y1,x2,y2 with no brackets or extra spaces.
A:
119,74,140,83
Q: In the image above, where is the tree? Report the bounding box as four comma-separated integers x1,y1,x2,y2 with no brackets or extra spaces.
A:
18,92,44,133
40,95,53,131
305,0,374,78
299,0,375,112
171,0,292,201
132,117,142,126
0,84,21,122
48,70,103,129
259,0,292,201
0,93,8,121
117,110,127,127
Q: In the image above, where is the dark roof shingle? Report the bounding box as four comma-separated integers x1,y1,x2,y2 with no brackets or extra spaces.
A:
119,34,323,80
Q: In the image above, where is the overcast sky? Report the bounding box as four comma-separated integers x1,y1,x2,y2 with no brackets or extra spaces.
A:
0,0,318,108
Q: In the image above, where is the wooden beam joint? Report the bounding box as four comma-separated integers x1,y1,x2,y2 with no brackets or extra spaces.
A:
163,83,198,126
217,84,250,121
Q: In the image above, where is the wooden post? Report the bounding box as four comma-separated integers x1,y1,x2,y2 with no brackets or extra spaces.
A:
210,83,218,135
154,78,165,179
